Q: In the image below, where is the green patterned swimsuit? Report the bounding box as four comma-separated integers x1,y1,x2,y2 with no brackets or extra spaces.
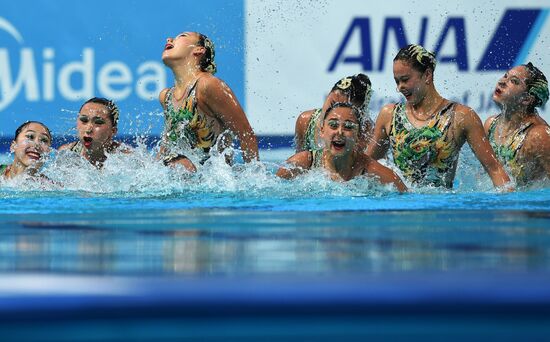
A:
303,108,323,152
389,102,459,188
0,164,7,176
161,80,217,161
302,108,323,167
487,114,533,185
69,141,84,154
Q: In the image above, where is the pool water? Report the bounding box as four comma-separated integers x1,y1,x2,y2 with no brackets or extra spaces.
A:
1,147,550,340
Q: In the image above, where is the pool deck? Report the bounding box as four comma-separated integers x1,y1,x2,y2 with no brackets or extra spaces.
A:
1,273,549,340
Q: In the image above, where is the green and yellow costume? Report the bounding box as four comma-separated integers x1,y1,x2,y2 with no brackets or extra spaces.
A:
389,102,459,188
487,114,534,185
161,80,217,162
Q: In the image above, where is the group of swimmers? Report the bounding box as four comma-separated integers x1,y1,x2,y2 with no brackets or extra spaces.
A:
2,31,550,192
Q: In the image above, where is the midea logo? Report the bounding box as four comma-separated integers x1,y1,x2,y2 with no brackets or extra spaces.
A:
0,17,166,111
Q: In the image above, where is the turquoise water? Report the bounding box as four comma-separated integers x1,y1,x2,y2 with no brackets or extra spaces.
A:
1,147,549,275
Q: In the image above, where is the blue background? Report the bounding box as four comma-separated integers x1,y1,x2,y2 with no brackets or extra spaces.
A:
0,0,244,140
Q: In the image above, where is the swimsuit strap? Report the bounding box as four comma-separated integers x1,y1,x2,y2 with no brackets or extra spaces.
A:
389,101,459,188
392,101,455,133
389,102,405,138
163,78,216,151
311,149,323,168
165,79,200,115
487,114,501,141
489,114,534,157
433,102,456,135
505,121,534,153
488,114,536,184
69,141,83,154
304,108,323,151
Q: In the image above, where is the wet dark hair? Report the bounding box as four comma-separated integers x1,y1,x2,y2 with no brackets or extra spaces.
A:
522,62,549,110
323,102,361,122
196,33,217,74
331,73,372,111
14,121,52,142
394,44,437,74
79,97,120,127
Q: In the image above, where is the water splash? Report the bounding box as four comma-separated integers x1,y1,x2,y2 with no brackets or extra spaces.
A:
2,141,403,198
2,140,549,216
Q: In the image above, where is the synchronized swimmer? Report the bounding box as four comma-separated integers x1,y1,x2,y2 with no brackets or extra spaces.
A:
2,35,549,191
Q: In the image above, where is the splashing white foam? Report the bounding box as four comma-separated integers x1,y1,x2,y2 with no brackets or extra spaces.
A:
2,140,539,197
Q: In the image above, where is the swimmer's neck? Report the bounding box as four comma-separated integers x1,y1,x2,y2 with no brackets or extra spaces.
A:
83,145,110,167
501,106,536,127
5,161,38,179
171,62,203,89
322,151,356,181
409,89,444,112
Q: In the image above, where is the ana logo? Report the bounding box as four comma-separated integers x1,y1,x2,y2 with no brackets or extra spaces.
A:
0,17,166,111
329,9,549,72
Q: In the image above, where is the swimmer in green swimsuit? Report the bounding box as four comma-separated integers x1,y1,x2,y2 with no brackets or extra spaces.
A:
277,102,407,192
1,121,52,180
295,74,373,153
59,97,126,168
485,63,550,186
368,44,512,190
159,31,258,171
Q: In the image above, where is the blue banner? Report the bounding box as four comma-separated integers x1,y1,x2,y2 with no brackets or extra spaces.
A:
0,0,245,138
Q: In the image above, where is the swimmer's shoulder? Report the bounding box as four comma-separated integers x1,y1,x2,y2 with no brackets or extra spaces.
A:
524,122,550,154
297,109,316,125
484,114,499,134
450,103,484,132
286,150,313,169
372,103,397,131
195,73,227,98
159,88,171,109
295,109,316,134
58,141,77,151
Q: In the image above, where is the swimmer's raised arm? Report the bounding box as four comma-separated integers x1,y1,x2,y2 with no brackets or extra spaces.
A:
367,104,394,160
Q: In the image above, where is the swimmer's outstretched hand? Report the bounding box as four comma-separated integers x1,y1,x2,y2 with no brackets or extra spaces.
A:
496,181,515,193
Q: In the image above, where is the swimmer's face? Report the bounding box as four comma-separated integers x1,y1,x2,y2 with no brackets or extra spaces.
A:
77,102,116,152
162,31,203,64
493,66,531,108
320,107,359,156
393,60,430,105
10,122,51,170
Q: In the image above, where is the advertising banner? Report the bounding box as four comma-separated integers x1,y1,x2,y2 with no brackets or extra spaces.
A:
2,0,549,147
0,1,244,138
246,0,550,137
